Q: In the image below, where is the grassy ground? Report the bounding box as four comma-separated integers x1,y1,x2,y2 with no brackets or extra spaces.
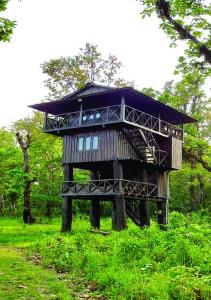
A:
0,212,210,300
0,218,72,299
0,246,71,300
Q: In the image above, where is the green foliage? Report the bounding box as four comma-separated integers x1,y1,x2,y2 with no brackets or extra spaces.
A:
0,0,16,42
137,0,211,75
41,43,134,100
0,127,23,205
17,213,209,300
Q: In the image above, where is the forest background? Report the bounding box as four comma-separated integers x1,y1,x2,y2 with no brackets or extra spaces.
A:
0,0,211,219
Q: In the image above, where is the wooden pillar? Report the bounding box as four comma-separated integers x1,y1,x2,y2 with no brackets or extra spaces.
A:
156,200,168,230
120,95,125,121
139,200,150,227
61,164,73,232
90,171,101,229
156,171,169,230
90,199,101,229
44,112,47,129
139,168,150,227
112,161,127,230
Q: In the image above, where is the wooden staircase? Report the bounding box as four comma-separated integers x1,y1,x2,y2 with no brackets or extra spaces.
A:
122,128,168,167
125,199,141,226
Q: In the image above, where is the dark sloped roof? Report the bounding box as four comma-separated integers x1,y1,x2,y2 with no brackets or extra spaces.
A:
29,82,196,125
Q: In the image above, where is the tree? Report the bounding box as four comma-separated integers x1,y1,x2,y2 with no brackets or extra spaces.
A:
157,70,211,211
16,130,36,223
0,0,16,42
41,43,134,100
137,0,211,76
13,112,63,220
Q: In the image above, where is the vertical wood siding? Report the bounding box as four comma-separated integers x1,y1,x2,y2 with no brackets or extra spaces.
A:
62,129,141,164
171,137,182,170
62,129,118,163
117,130,140,160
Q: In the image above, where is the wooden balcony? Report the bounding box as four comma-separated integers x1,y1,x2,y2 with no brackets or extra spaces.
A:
61,179,159,199
44,105,183,140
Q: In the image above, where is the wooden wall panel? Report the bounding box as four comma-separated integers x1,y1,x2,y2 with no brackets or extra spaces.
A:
171,137,182,170
62,129,118,164
117,130,140,160
157,171,167,198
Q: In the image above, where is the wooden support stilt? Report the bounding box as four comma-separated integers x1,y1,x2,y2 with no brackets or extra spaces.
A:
90,200,101,229
112,196,127,230
139,168,150,227
112,161,127,230
90,171,101,229
139,200,150,227
156,200,167,230
157,171,169,230
61,164,73,232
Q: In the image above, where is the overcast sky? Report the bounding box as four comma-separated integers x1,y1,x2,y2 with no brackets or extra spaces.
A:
0,0,187,127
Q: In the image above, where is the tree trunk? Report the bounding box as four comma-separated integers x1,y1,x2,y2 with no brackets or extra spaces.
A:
45,201,53,218
16,131,35,224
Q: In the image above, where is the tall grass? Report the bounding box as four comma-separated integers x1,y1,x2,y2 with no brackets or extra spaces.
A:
29,211,211,300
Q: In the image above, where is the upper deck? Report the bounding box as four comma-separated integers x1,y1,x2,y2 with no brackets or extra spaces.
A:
44,104,184,140
29,83,196,141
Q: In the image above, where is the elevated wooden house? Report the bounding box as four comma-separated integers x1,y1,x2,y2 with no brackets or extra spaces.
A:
30,83,195,231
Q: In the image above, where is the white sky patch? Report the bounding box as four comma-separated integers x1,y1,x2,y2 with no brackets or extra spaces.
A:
0,0,188,126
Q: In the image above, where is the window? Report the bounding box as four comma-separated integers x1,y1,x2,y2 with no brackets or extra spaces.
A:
85,137,91,150
78,137,84,151
93,136,99,150
78,135,99,151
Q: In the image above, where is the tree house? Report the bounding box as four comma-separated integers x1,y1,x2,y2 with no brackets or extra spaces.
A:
30,83,195,231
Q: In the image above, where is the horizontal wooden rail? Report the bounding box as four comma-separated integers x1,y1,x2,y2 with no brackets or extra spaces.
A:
61,179,158,199
44,104,183,140
124,106,183,140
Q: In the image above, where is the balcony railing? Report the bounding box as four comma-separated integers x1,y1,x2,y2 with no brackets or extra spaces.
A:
61,179,158,199
44,104,183,140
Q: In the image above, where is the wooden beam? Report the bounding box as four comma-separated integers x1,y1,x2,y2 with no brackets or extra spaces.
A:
156,200,168,230
139,168,150,228
139,200,150,227
61,164,73,232
120,95,125,121
156,171,169,230
112,161,127,230
90,171,101,229
90,200,101,229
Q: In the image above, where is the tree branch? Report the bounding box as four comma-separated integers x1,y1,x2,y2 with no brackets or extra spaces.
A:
155,0,211,64
183,148,211,172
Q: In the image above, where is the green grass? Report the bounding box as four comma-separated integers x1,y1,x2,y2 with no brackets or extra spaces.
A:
0,212,210,300
0,217,72,299
0,247,71,300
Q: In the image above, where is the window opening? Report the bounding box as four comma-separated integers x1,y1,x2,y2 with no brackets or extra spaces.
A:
93,136,99,150
78,137,84,151
85,137,91,150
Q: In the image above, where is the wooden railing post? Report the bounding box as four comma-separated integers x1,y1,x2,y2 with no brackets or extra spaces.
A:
158,114,161,133
79,102,83,126
44,112,47,129
120,96,125,121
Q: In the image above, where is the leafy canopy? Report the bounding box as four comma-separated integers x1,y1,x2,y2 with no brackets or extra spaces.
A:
0,0,16,42
41,43,134,100
137,0,211,76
